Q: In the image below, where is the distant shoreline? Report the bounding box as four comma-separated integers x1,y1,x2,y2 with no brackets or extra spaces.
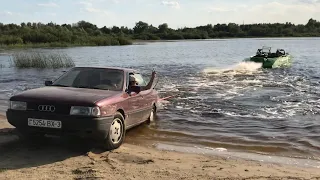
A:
1,18,319,49
1,36,319,49
132,36,320,43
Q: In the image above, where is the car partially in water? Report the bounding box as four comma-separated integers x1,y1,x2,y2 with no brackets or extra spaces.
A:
6,66,159,150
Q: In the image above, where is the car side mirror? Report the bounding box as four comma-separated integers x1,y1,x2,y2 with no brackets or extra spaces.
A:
45,80,53,86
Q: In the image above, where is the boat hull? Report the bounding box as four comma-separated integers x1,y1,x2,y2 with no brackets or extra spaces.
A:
248,55,292,68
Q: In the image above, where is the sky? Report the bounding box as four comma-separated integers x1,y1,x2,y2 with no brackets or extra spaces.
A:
0,0,320,29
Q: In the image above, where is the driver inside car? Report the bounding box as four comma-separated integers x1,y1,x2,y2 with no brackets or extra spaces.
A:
128,71,156,93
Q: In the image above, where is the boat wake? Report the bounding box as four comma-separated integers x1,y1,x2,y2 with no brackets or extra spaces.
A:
203,61,263,76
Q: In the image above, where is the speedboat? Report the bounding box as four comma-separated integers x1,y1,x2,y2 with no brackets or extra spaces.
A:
246,46,292,68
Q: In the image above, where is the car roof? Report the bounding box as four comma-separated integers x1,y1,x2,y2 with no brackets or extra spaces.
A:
73,66,138,73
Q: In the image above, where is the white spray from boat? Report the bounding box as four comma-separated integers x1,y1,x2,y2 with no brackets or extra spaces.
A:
156,61,263,107
203,61,263,76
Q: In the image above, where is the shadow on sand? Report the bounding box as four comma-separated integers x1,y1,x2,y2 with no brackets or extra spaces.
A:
0,123,153,171
0,128,104,171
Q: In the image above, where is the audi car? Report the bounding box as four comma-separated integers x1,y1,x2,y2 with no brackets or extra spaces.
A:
6,66,159,150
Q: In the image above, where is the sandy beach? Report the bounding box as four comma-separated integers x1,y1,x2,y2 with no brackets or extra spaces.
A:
0,114,319,180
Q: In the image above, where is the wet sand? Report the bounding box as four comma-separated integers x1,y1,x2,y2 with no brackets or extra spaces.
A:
0,114,319,180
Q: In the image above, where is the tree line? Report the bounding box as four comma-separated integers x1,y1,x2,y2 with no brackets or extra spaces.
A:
0,18,319,47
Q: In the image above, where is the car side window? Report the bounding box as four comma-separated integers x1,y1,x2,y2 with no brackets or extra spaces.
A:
132,73,147,86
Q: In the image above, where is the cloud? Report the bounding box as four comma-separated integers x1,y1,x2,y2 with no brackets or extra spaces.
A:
207,4,247,13
203,1,320,25
77,0,113,15
80,7,111,16
207,7,235,13
78,1,93,6
48,13,57,16
298,0,320,4
247,1,318,13
0,11,23,16
77,0,115,7
111,0,120,3
241,1,320,24
1,11,13,15
0,11,23,18
37,2,59,7
80,0,110,2
162,1,180,9
83,7,101,13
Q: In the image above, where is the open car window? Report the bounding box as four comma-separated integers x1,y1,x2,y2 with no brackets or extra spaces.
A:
130,73,147,86
52,67,124,91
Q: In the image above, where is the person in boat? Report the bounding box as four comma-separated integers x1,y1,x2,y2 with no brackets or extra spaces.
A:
128,70,156,93
256,49,262,56
276,49,285,56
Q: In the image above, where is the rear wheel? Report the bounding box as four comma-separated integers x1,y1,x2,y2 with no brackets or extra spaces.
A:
103,112,125,150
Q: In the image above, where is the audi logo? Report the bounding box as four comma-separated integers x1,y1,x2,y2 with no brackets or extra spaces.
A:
38,105,55,112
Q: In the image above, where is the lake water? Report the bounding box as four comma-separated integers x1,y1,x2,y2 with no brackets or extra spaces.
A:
0,38,320,160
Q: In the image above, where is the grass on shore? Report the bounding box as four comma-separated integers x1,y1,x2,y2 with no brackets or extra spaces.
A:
10,51,75,69
0,37,133,49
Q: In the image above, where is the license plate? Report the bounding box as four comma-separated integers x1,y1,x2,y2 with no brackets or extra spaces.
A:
28,118,62,129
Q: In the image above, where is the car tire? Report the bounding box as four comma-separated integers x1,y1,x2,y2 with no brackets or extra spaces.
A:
147,105,157,124
103,112,125,150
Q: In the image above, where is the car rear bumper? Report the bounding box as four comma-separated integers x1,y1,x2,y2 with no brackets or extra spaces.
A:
6,109,114,140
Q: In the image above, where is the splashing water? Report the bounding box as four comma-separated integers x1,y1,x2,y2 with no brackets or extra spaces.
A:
203,61,263,76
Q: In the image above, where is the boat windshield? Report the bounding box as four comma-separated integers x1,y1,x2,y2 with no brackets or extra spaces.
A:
261,46,271,53
256,46,271,56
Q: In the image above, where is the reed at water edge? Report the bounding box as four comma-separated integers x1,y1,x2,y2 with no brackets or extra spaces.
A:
10,51,75,69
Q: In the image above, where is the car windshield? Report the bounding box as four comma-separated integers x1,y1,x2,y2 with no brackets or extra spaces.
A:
52,67,124,91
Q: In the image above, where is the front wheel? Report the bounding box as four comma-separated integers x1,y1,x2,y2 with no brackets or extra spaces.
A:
149,106,156,122
146,105,157,124
103,112,125,150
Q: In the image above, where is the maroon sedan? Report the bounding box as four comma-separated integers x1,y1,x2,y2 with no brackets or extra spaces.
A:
6,66,159,150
